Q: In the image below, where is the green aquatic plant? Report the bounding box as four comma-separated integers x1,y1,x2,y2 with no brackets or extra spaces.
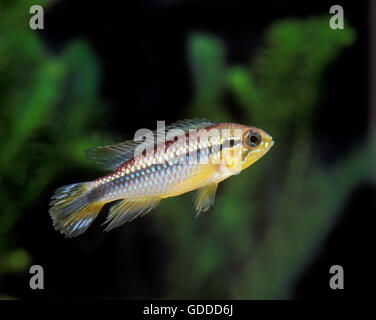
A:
156,17,372,299
0,0,108,276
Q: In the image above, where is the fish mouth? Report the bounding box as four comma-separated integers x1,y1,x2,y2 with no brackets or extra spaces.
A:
264,136,274,150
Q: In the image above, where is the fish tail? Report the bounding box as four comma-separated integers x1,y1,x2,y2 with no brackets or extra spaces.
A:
49,182,104,238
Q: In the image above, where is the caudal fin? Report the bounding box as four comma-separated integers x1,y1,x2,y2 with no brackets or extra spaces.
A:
49,182,104,238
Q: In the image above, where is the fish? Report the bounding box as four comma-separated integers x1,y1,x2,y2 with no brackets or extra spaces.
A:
49,119,274,237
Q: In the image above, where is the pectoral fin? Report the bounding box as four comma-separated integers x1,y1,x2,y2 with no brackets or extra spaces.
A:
194,183,218,216
104,198,161,231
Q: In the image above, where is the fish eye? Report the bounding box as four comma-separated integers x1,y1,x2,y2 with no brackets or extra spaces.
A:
246,131,261,148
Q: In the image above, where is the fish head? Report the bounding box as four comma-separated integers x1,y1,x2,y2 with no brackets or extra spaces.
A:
213,123,274,174
239,126,274,170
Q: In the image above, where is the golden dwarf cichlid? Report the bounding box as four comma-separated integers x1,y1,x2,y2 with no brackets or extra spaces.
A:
49,119,274,237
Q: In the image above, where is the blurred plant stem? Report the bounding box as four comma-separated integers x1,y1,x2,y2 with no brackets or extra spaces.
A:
0,0,108,275
156,17,368,299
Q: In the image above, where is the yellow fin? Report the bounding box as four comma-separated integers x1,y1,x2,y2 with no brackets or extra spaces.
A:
49,182,104,238
194,183,218,216
104,198,161,231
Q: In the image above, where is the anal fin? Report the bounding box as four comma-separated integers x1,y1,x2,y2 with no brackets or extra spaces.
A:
194,183,218,216
104,198,161,231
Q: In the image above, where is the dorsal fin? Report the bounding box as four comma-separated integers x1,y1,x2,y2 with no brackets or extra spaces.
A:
84,140,139,171
84,118,216,171
165,118,215,132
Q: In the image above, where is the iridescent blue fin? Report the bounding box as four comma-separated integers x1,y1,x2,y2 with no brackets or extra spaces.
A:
49,182,104,238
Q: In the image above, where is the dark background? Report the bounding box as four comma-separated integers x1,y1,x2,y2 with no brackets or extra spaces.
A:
0,0,373,299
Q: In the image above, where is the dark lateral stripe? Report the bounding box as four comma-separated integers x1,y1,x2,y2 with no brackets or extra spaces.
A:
181,139,242,163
